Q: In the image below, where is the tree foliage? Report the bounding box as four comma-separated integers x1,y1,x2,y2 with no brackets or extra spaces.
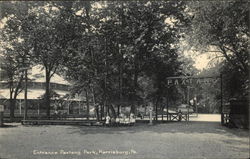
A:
185,1,249,99
0,1,205,119
61,1,191,118
0,1,35,120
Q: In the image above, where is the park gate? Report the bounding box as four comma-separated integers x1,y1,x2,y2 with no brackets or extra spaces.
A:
163,75,224,124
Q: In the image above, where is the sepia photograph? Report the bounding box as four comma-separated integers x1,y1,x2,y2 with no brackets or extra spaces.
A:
0,1,249,159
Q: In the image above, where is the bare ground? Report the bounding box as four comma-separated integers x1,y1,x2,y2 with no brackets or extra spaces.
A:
0,114,249,159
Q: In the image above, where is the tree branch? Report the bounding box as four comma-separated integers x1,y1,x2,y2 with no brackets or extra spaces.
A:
50,65,59,78
219,45,245,73
225,45,248,74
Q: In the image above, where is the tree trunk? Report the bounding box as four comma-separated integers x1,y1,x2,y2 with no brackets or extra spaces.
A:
9,98,15,122
130,105,136,114
96,105,99,121
155,100,158,121
117,105,120,116
132,70,138,114
161,102,164,121
104,37,108,117
133,55,139,107
9,81,14,122
85,89,89,121
45,70,51,118
100,104,104,120
109,104,116,118
24,69,28,120
118,43,123,117
91,86,97,121
9,73,23,122
118,64,122,116
155,94,161,121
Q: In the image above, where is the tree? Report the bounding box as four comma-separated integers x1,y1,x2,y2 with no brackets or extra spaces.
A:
0,50,24,121
1,1,195,121
185,1,249,98
21,2,78,118
58,1,101,120
0,1,35,121
91,1,190,118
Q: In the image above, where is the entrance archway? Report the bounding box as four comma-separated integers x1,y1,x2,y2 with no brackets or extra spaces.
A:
162,75,224,124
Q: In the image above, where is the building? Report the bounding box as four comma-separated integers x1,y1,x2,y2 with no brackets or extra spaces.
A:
0,65,87,117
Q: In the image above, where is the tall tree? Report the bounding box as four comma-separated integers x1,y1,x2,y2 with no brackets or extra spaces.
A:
185,1,249,98
96,1,190,117
22,2,73,117
0,49,24,121
0,1,35,121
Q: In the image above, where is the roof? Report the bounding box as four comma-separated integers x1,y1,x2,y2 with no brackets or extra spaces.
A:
0,65,70,85
0,89,68,99
0,65,87,101
29,65,70,85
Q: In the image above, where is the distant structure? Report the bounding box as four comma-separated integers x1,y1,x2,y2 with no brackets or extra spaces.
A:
0,65,86,117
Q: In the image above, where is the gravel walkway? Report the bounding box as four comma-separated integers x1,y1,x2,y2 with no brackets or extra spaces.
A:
0,115,249,159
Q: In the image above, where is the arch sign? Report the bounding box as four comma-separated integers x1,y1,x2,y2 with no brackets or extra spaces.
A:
166,76,220,86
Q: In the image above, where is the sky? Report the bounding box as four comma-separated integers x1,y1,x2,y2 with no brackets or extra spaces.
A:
193,54,210,70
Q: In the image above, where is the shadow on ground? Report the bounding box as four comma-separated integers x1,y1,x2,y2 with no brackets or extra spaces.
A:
65,121,249,138
0,124,18,128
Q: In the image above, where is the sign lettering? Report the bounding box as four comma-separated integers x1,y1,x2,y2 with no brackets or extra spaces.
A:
166,77,219,86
